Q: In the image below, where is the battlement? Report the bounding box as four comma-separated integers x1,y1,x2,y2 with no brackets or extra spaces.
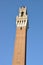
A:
16,7,28,27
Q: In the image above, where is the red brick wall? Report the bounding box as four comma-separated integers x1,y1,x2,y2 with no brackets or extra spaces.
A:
12,26,27,65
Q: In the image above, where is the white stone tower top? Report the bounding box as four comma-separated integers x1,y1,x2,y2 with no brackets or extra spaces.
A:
16,6,28,27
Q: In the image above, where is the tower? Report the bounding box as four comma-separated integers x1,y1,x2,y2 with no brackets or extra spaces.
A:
12,6,28,65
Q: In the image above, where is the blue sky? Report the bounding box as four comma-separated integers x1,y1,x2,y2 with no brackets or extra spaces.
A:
0,0,43,65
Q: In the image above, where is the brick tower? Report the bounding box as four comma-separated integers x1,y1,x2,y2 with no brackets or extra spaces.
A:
12,6,28,65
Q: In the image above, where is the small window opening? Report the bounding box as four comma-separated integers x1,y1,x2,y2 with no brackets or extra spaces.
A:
17,21,19,24
20,27,22,30
21,11,24,17
22,20,23,23
20,21,21,23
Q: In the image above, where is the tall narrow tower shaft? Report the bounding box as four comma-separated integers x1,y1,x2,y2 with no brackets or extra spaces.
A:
12,6,28,65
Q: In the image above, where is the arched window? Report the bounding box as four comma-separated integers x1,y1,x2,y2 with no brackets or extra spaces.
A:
22,20,23,23
20,21,21,23
17,21,19,24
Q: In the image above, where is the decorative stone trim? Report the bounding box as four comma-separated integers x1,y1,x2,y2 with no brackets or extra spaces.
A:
16,20,27,27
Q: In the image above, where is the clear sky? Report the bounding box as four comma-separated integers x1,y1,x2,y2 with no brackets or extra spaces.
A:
0,0,43,65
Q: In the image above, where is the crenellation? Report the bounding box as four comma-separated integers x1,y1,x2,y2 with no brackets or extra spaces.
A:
16,7,28,28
